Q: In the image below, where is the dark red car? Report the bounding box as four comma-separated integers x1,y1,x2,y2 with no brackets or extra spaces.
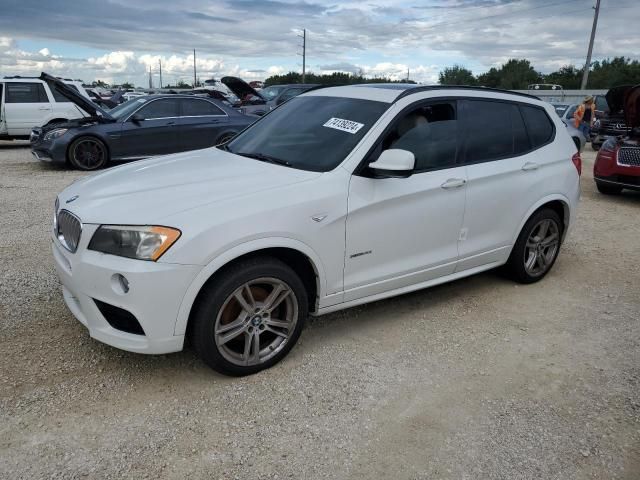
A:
594,85,640,194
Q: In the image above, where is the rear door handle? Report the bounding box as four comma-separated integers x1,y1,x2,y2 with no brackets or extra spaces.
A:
522,161,539,171
440,178,467,189
38,107,51,111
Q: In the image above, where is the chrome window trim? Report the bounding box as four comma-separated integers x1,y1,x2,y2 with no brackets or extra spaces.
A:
123,98,179,122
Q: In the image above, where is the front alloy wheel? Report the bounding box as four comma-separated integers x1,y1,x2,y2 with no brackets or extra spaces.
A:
191,257,308,376
215,278,299,367
69,137,109,170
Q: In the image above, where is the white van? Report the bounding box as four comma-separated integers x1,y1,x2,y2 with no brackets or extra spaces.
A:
0,76,90,140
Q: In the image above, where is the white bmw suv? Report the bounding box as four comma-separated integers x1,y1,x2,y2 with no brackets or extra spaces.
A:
52,84,581,375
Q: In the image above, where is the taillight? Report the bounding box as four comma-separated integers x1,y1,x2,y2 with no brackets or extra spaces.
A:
571,152,582,176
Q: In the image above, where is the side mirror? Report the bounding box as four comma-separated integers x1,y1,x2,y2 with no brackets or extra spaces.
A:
130,113,144,123
368,149,415,178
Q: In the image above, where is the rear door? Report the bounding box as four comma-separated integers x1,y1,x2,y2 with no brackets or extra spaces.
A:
457,99,553,271
177,98,229,150
4,82,53,135
118,98,180,158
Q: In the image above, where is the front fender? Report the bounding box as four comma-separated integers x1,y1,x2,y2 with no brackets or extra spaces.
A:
173,236,327,336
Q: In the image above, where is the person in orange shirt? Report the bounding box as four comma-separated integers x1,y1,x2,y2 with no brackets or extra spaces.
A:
574,95,596,138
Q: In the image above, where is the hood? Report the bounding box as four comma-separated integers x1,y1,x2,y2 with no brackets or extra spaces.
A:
58,147,320,225
605,85,633,114
625,85,640,130
39,72,114,121
221,76,264,101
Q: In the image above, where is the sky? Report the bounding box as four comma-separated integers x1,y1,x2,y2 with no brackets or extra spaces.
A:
0,0,638,87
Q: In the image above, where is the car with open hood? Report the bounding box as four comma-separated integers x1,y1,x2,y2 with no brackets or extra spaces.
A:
51,83,580,375
594,84,640,194
591,85,634,150
31,73,257,170
220,76,269,116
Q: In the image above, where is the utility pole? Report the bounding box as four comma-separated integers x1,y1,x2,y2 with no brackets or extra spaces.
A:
159,59,162,89
148,65,152,89
407,67,410,82
580,0,601,90
297,29,306,83
193,49,197,88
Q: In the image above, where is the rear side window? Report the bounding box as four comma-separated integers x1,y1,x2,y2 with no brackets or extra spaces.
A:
51,84,80,102
463,100,526,162
5,82,49,103
520,105,554,147
280,88,305,102
181,99,225,116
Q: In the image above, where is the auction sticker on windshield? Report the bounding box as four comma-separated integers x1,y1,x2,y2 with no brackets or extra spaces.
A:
323,117,364,134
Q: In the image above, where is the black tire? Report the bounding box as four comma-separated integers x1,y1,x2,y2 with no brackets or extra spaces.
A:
216,132,237,145
68,136,109,170
191,256,308,376
596,182,623,195
572,137,581,151
591,143,601,151
506,208,563,284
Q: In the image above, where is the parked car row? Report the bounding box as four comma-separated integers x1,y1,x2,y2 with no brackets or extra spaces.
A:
30,74,257,170
51,83,581,375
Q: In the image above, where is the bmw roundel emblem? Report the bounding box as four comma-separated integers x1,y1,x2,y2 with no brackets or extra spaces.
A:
66,195,79,204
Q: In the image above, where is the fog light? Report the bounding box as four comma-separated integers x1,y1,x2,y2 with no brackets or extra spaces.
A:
111,273,130,295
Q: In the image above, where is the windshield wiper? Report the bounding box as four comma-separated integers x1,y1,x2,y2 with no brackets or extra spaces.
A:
236,152,293,167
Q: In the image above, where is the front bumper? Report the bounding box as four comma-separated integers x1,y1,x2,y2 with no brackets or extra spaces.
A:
52,224,201,354
30,131,70,164
594,174,640,192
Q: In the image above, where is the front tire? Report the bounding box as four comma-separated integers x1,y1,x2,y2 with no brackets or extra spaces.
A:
596,182,622,195
68,136,109,170
191,256,308,376
506,208,562,284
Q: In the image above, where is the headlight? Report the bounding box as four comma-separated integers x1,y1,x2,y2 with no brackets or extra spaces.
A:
88,225,181,261
44,128,68,141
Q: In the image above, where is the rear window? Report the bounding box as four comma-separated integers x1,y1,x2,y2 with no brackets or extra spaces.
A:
5,82,48,103
520,105,554,147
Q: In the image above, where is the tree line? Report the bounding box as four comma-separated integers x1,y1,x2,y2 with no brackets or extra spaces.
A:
264,71,416,87
438,56,640,90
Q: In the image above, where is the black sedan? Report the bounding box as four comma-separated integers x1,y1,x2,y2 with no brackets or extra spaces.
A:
31,73,257,170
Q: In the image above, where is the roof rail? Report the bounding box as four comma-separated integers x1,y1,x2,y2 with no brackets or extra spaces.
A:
395,85,540,101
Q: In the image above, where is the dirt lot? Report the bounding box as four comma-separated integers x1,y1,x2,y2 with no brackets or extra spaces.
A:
0,143,638,479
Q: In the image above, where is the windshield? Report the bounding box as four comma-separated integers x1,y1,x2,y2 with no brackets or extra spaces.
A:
260,86,285,101
226,95,389,172
108,97,149,120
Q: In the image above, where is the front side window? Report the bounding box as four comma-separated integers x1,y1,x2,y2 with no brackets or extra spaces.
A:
6,82,48,103
373,101,459,172
136,99,179,120
520,105,554,147
181,99,225,117
226,95,389,172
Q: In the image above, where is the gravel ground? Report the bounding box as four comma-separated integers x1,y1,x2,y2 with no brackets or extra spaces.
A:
0,142,639,479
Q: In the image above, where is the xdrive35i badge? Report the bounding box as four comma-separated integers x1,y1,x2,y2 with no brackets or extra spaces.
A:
66,195,79,204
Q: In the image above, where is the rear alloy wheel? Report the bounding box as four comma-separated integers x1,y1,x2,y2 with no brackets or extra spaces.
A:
596,182,623,195
191,257,308,376
69,137,109,170
506,208,562,284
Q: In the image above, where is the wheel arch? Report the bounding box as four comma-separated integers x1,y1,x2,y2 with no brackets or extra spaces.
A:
511,195,571,247
174,238,325,337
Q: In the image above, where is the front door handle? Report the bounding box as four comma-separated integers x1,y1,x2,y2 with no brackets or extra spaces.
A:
522,161,539,171
441,178,466,189
38,107,51,111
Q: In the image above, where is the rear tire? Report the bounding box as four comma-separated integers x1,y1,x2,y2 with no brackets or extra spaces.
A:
216,132,237,145
191,256,308,376
596,182,622,195
506,208,562,284
68,136,109,170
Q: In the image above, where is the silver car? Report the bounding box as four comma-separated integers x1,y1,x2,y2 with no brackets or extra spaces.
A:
552,103,585,151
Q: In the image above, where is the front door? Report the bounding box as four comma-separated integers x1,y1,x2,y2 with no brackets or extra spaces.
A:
344,100,466,302
117,98,180,159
